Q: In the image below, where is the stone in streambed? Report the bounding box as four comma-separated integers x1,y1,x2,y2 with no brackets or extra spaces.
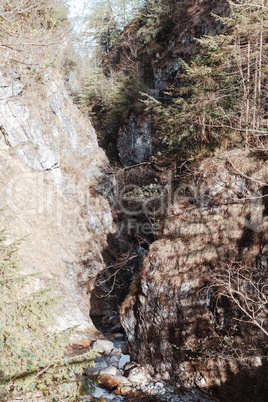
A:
110,348,121,355
123,361,138,376
110,354,121,365
100,366,118,376
128,366,150,383
72,338,92,348
94,340,114,355
119,354,130,370
85,361,109,376
98,374,129,389
114,333,124,340
101,312,118,324
108,315,121,326
116,386,132,396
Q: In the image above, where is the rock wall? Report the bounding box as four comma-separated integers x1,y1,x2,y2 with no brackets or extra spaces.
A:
117,113,153,167
121,150,268,401
0,67,113,334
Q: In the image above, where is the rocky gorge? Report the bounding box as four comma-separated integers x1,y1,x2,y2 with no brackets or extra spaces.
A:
0,0,267,401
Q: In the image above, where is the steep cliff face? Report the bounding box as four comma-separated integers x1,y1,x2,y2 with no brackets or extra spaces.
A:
121,150,268,400
0,68,113,333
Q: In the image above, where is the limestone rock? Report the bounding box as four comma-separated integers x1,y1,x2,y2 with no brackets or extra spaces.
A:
123,361,138,376
72,338,92,348
109,354,121,366
120,150,268,400
94,340,114,355
116,386,132,396
85,362,108,376
99,366,118,376
0,68,113,333
128,366,150,383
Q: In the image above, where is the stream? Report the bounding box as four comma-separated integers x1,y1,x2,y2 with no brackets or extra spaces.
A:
87,316,130,401
83,315,219,402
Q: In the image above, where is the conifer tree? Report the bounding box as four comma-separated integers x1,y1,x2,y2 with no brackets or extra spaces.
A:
146,0,268,155
0,228,98,401
82,0,143,53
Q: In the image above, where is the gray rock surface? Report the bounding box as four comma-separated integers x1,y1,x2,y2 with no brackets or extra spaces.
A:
94,340,114,355
128,366,150,383
117,113,153,167
153,58,181,92
99,366,118,376
0,68,113,333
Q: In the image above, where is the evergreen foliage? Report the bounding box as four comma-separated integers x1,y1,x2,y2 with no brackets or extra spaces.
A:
137,0,178,51
82,0,143,54
145,0,268,156
0,228,98,401
78,0,268,164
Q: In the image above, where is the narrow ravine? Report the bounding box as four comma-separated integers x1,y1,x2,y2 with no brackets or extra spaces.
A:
85,313,219,402
85,163,223,399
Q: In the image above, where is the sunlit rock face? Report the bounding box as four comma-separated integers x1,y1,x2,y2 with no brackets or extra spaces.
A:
0,68,113,333
121,152,268,401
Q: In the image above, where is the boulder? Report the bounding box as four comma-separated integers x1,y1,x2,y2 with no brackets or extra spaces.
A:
110,354,121,365
72,338,92,348
98,375,129,389
114,333,124,340
128,366,150,383
108,315,121,326
111,348,121,355
116,386,132,396
85,361,109,376
94,340,114,355
123,361,138,376
119,354,131,370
